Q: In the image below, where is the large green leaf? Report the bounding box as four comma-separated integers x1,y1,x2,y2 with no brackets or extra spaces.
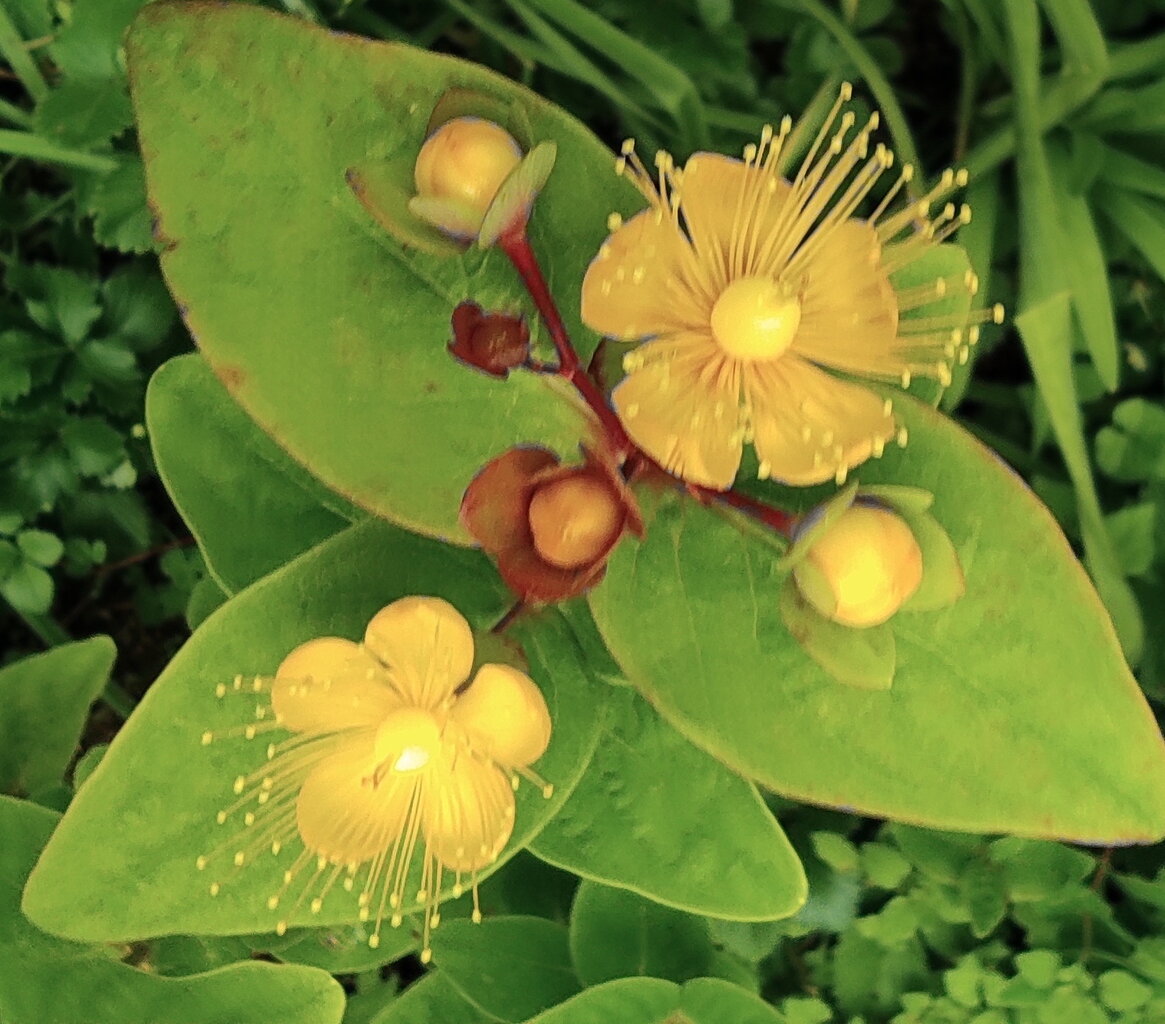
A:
147,354,362,594
428,916,581,1022
530,686,804,920
588,395,1165,842
1,797,345,1024
23,520,603,942
568,881,715,986
0,636,115,797
525,976,785,1024
365,972,491,1024
127,2,637,543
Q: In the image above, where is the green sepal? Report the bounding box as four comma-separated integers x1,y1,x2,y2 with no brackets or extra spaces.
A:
407,194,483,240
778,578,895,691
857,484,935,516
424,87,536,147
899,510,965,613
778,481,858,570
478,140,558,247
348,164,464,256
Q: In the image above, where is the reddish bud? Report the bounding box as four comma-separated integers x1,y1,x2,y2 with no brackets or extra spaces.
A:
449,302,531,378
461,446,643,603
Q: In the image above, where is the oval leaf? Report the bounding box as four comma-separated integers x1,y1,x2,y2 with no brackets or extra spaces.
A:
0,636,115,796
23,521,603,942
531,686,805,920
147,354,362,595
526,976,784,1024
589,397,1165,842
428,915,581,1022
3,797,345,1024
127,3,638,542
569,880,715,986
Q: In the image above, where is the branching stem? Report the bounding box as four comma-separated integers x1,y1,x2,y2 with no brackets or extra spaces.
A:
499,227,635,459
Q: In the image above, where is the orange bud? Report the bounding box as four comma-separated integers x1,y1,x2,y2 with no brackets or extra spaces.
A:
528,473,625,569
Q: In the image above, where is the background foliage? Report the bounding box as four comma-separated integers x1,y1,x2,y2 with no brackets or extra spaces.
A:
5,0,1165,1021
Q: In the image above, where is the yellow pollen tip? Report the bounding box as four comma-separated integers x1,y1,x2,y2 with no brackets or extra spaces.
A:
710,276,801,362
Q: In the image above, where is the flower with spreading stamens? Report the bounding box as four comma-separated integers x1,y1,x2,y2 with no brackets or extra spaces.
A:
581,84,1003,490
197,596,553,962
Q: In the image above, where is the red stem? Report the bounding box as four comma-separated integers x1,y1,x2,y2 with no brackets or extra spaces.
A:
694,485,796,537
499,227,635,459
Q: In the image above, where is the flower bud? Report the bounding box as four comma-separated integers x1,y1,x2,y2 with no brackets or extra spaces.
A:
449,301,531,378
412,117,523,239
793,503,923,628
528,472,626,570
461,446,643,603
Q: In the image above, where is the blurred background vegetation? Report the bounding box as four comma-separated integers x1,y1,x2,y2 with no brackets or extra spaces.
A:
4,0,1165,1020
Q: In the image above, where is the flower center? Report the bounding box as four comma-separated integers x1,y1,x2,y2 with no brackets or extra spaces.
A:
370,707,443,784
710,275,801,361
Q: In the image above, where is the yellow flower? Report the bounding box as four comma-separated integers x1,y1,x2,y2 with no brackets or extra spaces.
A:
197,596,552,961
581,85,1003,490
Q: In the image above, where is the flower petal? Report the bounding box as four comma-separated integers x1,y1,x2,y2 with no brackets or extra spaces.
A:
364,597,475,709
613,335,745,490
452,663,552,768
580,209,705,340
791,219,900,378
422,743,515,873
679,152,792,286
746,356,896,485
295,733,417,865
273,638,401,735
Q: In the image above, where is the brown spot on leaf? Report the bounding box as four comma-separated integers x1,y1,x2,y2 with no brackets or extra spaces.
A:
215,364,247,394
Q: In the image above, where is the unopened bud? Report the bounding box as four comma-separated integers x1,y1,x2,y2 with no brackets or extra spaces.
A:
412,117,522,239
793,504,923,628
449,302,530,377
528,473,625,570
461,446,642,603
